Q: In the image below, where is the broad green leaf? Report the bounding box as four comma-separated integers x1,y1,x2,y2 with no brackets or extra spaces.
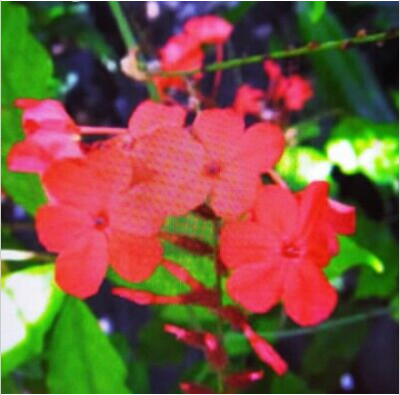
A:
354,214,399,299
1,2,54,215
297,3,394,121
326,117,399,189
325,236,384,279
276,146,334,190
271,372,315,394
1,264,64,377
46,297,130,394
309,1,326,23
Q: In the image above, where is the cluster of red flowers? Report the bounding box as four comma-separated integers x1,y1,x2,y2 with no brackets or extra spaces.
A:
153,15,233,98
8,14,356,387
234,60,313,121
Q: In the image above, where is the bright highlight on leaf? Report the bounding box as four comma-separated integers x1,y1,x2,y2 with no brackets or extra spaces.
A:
1,264,64,376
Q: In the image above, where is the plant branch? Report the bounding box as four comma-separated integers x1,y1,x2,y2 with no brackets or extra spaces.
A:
108,1,160,100
224,306,394,347
148,29,399,77
108,1,137,49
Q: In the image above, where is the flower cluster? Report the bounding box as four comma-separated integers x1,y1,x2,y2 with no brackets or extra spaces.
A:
8,13,356,388
234,60,314,121
152,15,233,98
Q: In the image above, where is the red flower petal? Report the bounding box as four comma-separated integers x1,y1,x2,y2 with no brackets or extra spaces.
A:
243,324,288,375
7,140,52,174
15,99,78,135
254,185,298,238
227,262,283,313
283,260,338,326
225,370,264,389
43,158,105,211
211,164,260,217
109,231,162,283
132,128,208,216
297,181,329,238
55,230,108,298
180,382,214,394
128,100,187,138
220,221,278,269
160,33,201,65
328,199,356,235
183,16,233,45
239,122,285,172
284,75,313,111
233,85,264,116
192,109,244,161
264,60,283,81
36,205,93,253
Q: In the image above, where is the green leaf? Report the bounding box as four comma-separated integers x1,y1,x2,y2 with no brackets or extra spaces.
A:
309,1,326,24
302,306,368,391
297,3,394,121
390,294,399,321
1,2,55,215
326,117,399,189
1,264,64,377
271,372,315,394
159,305,217,329
109,213,216,295
137,318,185,366
325,236,384,279
276,146,334,190
46,297,130,394
108,265,190,296
354,214,399,299
223,2,256,24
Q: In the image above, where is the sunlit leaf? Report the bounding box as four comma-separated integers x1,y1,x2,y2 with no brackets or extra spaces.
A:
46,297,130,394
1,264,64,377
277,146,334,190
354,214,399,299
325,236,384,279
326,117,399,190
309,1,326,24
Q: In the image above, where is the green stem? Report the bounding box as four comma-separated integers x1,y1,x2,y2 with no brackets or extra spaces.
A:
225,306,394,347
213,219,225,394
108,1,160,101
108,1,137,49
149,29,398,77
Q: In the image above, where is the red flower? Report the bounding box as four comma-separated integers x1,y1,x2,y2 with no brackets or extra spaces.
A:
183,15,233,45
233,85,265,116
265,60,313,111
165,324,228,371
7,99,83,174
180,383,214,394
220,182,356,326
225,370,264,390
36,146,164,298
192,109,285,217
155,16,232,97
127,101,207,217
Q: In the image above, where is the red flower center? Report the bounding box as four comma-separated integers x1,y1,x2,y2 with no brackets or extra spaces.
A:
281,241,300,259
204,160,222,178
94,211,109,231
